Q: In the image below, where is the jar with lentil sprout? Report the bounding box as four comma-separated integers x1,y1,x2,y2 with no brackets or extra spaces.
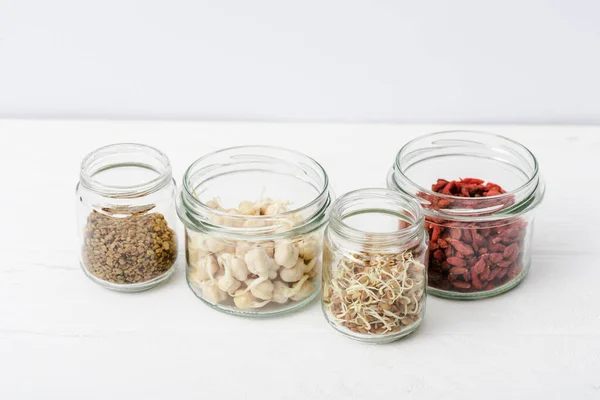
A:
177,146,332,316
387,131,545,299
322,188,427,343
76,143,178,291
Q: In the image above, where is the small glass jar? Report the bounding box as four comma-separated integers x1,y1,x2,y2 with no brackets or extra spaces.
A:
76,143,178,291
387,130,545,299
177,146,332,317
322,188,428,343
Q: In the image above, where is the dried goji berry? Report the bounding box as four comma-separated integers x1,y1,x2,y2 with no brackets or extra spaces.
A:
432,179,449,192
503,243,520,261
446,238,474,256
451,281,472,289
449,267,468,275
431,225,442,242
472,258,486,274
496,268,508,279
489,253,504,264
461,229,473,243
480,265,491,281
488,267,501,281
471,269,484,289
446,257,467,268
449,228,462,240
488,241,506,253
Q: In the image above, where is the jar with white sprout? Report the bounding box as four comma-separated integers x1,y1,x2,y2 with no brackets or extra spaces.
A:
177,146,331,316
322,189,427,343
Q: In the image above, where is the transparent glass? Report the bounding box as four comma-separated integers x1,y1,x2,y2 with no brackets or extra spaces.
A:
177,146,332,317
322,189,428,343
76,143,178,292
387,130,545,299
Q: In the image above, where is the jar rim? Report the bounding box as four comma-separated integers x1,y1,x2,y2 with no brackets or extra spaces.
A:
329,188,424,246
395,130,539,202
178,145,331,239
390,130,545,221
80,143,172,198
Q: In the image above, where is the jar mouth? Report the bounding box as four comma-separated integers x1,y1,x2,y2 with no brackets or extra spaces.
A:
329,188,424,247
179,145,331,238
390,130,545,220
80,143,172,198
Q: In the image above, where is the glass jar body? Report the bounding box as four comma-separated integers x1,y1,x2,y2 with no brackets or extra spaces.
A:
76,144,179,292
321,189,428,343
177,146,331,316
387,130,544,299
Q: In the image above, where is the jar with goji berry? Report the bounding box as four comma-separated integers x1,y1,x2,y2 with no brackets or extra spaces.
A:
322,188,428,343
387,131,545,299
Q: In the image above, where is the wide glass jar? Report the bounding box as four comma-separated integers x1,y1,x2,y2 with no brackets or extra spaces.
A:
177,146,332,317
387,130,545,299
76,143,179,291
322,188,427,343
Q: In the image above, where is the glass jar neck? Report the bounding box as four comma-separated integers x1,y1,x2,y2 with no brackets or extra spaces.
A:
388,130,545,222
177,146,331,239
80,143,172,199
327,188,425,252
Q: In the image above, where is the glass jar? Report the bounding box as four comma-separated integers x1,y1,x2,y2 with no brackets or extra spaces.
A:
177,146,332,316
387,130,545,299
322,188,427,343
76,143,178,291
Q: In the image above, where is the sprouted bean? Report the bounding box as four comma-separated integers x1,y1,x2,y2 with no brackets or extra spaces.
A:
186,198,321,312
323,250,426,336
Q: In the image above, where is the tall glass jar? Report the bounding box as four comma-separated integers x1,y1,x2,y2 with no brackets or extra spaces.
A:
322,188,428,343
76,143,178,292
177,146,332,317
387,130,545,299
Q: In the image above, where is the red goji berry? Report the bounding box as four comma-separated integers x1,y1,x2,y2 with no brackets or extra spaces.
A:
432,179,449,192
449,267,468,275
446,257,467,268
431,225,441,242
496,268,508,279
446,238,474,256
488,267,501,281
489,253,504,264
471,269,484,290
461,229,473,243
451,281,472,289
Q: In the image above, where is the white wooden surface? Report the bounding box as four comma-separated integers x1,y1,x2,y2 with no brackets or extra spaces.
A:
1,120,599,399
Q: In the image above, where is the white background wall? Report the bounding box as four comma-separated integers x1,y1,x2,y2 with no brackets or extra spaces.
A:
1,0,599,123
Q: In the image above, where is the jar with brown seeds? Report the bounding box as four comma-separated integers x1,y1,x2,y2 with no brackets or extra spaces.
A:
322,188,428,343
76,143,179,292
